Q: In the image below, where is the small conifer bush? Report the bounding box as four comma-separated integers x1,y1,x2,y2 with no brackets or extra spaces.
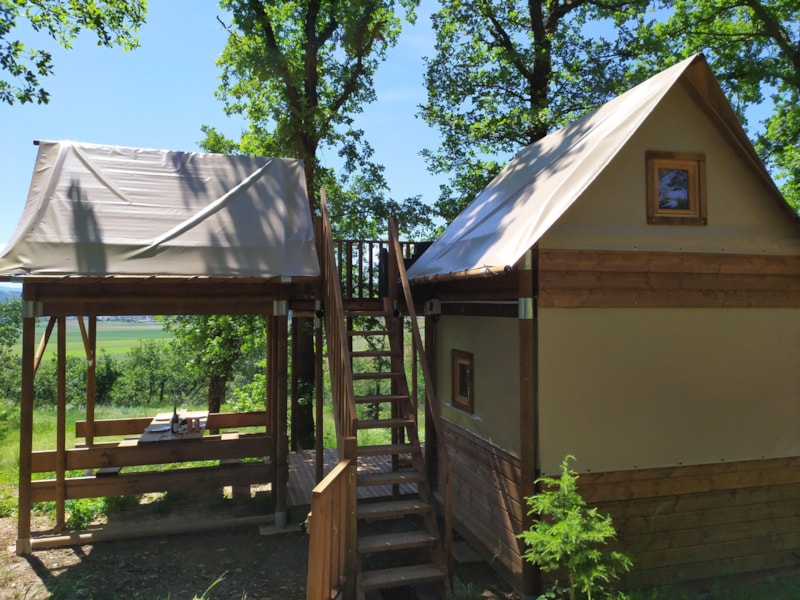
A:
518,455,633,600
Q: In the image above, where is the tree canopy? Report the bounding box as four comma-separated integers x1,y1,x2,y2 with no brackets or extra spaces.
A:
204,0,433,239
0,0,146,105
420,0,645,222
421,0,800,221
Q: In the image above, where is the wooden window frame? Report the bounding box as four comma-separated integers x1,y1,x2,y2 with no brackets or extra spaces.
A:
646,151,707,226
451,349,474,414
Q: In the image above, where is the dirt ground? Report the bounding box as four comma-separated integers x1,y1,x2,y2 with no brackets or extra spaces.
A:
0,495,310,599
0,488,513,600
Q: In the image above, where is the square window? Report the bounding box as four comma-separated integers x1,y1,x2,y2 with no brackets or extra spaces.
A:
451,349,474,414
646,151,707,225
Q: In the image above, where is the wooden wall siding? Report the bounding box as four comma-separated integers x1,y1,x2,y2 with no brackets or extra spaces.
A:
441,421,527,588
579,457,800,587
538,249,800,308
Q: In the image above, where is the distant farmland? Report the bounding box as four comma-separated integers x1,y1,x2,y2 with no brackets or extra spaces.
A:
14,319,173,359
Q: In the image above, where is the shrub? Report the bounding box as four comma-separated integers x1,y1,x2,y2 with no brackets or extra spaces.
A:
518,455,632,600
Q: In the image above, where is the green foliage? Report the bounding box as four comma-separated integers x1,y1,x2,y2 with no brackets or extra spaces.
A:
108,338,203,407
0,298,21,349
206,0,434,239
519,455,632,600
163,315,265,411
421,0,646,222
0,0,146,104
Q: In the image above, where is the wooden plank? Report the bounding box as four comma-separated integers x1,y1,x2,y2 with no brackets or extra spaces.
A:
30,462,272,502
537,249,800,308
31,433,272,472
75,411,268,439
539,249,800,275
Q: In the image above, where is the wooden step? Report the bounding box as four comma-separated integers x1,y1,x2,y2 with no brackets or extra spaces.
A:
344,310,387,317
353,371,403,380
361,564,447,592
358,470,425,488
357,417,414,430
354,393,408,405
351,349,400,359
357,498,432,520
358,530,437,554
348,329,389,337
357,442,419,457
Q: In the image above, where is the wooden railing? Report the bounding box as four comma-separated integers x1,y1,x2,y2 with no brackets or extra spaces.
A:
320,190,358,445
306,437,357,600
28,411,272,503
387,217,454,583
335,238,417,300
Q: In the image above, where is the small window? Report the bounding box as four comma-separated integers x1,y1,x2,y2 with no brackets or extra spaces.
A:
451,349,474,413
646,151,707,225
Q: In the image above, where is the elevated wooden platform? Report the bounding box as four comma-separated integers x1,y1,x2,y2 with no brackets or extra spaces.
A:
287,447,419,508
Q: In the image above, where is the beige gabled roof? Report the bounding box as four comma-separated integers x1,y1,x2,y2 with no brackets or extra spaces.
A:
0,141,320,278
407,54,786,281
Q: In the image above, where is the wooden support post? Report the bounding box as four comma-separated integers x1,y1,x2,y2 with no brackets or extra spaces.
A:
56,316,67,531
81,316,97,446
314,301,324,484
272,301,289,528
343,436,358,600
518,248,541,598
16,298,36,555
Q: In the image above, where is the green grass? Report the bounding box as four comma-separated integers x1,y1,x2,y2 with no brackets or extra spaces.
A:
13,319,173,359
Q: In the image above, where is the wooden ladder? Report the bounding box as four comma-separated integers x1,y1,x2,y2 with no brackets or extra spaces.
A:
346,302,450,599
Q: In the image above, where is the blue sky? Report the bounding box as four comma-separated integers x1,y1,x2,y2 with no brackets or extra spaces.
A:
0,0,444,246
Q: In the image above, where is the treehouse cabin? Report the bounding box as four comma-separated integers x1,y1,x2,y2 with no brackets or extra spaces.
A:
407,54,800,595
0,140,450,599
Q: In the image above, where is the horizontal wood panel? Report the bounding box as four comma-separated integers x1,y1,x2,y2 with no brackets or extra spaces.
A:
30,462,272,502
538,249,800,307
577,459,800,586
579,456,800,503
75,412,268,438
31,434,272,472
441,421,526,583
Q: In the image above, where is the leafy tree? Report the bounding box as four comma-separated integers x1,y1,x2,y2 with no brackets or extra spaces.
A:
162,315,264,414
519,455,632,600
420,0,647,222
107,339,203,407
632,1,800,211
0,297,21,349
0,0,146,104
205,0,427,448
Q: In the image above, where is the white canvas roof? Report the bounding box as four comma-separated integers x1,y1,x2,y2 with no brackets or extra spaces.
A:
0,141,320,278
407,54,775,281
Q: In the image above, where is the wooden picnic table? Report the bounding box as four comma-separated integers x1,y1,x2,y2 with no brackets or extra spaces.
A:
138,410,209,443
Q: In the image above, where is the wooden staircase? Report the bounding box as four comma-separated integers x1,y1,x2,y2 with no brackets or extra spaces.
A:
346,304,450,598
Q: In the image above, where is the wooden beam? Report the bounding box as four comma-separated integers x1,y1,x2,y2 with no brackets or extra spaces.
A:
517,248,540,598
31,434,272,472
16,303,36,554
85,316,97,446
74,412,268,438
31,461,272,502
55,316,66,531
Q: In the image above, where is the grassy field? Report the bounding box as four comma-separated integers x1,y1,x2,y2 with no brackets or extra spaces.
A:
13,319,173,359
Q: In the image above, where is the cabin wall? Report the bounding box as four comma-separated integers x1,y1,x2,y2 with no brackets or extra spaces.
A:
434,315,520,453
540,81,800,255
537,307,800,476
433,314,527,588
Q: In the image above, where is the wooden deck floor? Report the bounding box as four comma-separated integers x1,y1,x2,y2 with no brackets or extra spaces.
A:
287,447,418,508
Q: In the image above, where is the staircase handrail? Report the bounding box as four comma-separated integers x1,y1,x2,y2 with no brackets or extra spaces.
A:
387,217,454,584
320,190,359,448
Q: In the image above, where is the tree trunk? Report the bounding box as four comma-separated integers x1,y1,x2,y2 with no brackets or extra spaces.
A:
206,373,228,415
291,317,316,450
